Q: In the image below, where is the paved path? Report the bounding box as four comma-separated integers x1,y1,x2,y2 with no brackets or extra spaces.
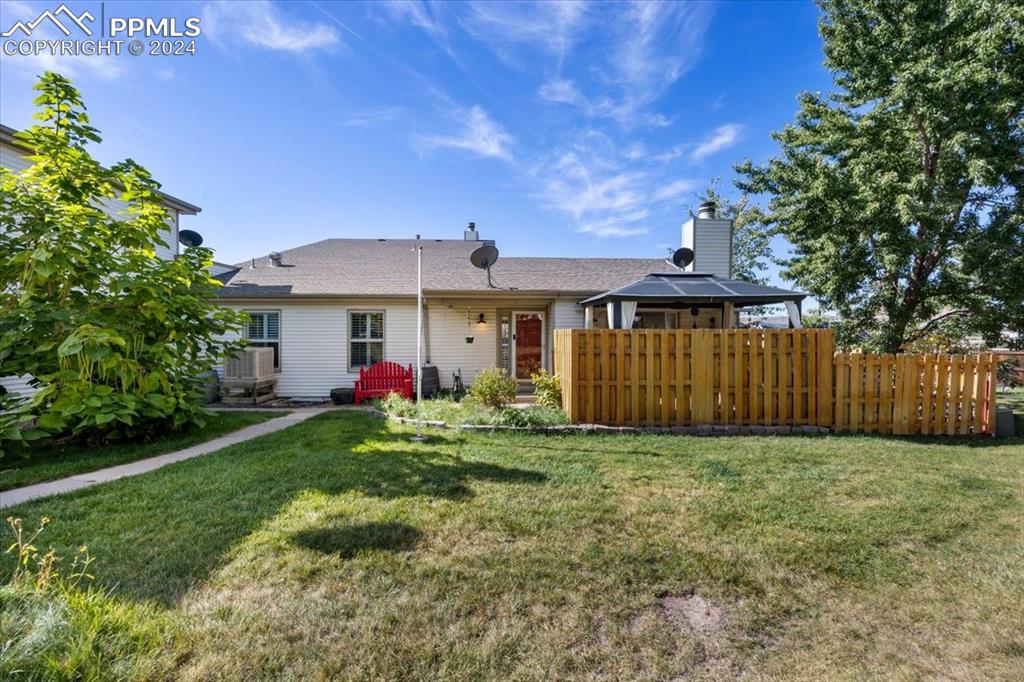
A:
0,408,335,510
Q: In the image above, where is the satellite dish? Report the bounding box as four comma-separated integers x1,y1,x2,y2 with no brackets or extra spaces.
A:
671,247,694,268
470,243,499,288
470,244,499,269
178,229,204,247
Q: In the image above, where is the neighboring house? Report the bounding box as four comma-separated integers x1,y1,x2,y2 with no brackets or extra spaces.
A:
1,123,203,400
216,208,806,398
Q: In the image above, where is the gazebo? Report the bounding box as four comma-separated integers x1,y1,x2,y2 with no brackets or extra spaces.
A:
579,272,807,330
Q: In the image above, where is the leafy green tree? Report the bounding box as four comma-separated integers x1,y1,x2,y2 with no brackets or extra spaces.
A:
737,0,1024,352
1,72,245,447
691,178,774,284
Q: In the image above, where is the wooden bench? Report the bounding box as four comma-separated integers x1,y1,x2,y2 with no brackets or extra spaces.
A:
354,361,414,404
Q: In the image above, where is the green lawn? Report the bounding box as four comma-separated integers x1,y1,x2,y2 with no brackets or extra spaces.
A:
2,412,1022,680
0,410,287,491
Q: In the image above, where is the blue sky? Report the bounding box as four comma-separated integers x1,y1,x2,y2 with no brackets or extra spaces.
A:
0,0,831,288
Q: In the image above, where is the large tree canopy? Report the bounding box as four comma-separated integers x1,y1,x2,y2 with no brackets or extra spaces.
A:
1,73,245,447
738,0,1024,352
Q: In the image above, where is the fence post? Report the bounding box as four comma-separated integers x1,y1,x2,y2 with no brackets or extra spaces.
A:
691,330,714,423
817,330,834,427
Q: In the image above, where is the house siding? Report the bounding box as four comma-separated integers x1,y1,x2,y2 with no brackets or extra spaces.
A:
220,298,569,397
682,217,732,278
552,298,585,329
425,301,499,388
222,301,419,397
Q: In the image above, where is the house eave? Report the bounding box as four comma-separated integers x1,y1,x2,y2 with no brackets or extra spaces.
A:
1,123,202,215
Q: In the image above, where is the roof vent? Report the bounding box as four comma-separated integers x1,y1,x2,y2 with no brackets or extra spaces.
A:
697,201,716,220
268,251,283,267
464,221,480,241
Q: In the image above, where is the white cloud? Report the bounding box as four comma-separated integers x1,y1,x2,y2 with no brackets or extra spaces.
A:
383,0,448,41
651,178,698,203
202,0,339,53
533,2,713,128
418,105,513,160
538,77,580,105
459,1,587,63
691,124,744,161
533,141,643,237
338,107,401,127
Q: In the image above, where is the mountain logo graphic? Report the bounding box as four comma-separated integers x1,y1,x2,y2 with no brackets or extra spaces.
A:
2,3,95,37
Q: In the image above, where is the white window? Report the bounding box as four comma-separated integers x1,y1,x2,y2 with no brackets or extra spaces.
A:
349,311,384,369
245,311,281,371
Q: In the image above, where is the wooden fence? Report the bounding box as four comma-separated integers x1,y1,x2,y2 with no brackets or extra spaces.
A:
553,329,999,436
833,351,999,435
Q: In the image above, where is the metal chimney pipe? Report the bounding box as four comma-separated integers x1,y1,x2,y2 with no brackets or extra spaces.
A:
697,201,716,219
464,222,479,241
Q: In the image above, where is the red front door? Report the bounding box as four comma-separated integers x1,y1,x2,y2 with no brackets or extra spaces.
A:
514,313,543,379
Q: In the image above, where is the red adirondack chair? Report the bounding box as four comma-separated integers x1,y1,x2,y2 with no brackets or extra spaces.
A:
353,361,414,404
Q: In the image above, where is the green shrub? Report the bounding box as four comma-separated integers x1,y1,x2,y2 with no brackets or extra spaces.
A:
468,368,518,408
378,393,416,418
530,369,563,408
1,73,245,448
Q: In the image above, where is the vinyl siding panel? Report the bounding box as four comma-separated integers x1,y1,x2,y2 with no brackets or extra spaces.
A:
0,376,36,405
223,301,419,397
1,144,32,171
426,302,499,387
682,217,732,278
552,298,585,329
220,299,528,395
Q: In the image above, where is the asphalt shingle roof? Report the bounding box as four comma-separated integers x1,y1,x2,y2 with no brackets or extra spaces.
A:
216,239,671,298
579,273,806,306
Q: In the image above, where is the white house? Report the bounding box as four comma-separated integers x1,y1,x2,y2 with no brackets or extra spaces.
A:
3,122,806,402
215,212,806,399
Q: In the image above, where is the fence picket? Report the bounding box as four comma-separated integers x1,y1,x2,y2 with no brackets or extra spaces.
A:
552,330,996,436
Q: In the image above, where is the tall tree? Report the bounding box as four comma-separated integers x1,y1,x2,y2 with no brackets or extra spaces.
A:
692,179,774,284
737,0,1024,352
1,73,245,447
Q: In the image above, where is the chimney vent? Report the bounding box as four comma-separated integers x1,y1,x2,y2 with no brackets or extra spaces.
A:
697,201,716,220
268,251,283,267
464,222,480,241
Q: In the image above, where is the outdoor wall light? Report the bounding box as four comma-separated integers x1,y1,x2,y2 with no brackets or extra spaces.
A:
477,313,486,324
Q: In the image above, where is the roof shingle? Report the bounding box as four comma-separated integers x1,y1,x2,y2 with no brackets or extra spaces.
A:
217,239,670,298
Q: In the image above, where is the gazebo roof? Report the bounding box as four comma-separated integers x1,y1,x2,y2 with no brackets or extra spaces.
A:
579,272,807,307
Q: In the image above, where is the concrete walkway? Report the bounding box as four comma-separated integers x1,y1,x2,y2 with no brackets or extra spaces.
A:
0,408,335,510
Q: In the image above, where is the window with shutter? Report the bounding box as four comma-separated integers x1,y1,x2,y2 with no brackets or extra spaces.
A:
349,311,384,370
243,310,281,371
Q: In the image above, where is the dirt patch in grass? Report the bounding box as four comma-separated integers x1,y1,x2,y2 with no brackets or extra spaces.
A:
660,590,727,636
